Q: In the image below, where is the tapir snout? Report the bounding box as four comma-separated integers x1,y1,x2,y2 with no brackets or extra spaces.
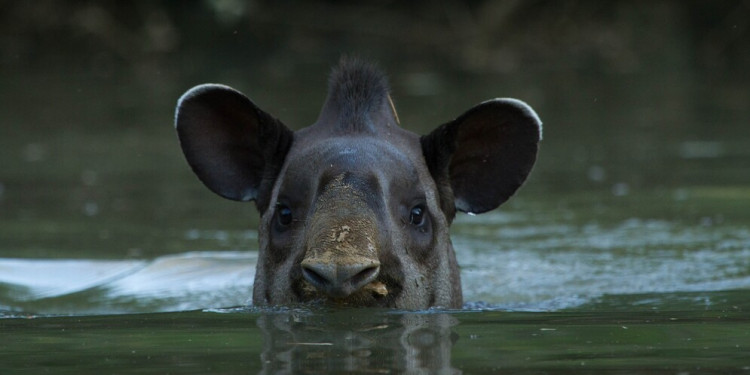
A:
301,184,381,299
174,58,542,308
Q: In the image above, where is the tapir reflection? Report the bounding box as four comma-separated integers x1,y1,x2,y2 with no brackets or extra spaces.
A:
257,310,459,374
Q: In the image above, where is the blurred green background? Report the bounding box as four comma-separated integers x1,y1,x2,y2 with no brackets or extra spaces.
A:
1,0,749,259
2,4,750,372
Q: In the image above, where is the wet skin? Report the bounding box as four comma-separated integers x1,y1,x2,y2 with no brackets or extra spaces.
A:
175,58,541,308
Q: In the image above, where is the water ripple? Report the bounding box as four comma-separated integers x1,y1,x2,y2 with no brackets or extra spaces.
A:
1,218,748,314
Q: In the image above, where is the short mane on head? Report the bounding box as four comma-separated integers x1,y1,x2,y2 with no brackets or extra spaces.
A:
317,57,393,133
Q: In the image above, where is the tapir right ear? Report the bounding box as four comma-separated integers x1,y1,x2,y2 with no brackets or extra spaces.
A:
421,98,541,221
175,84,293,210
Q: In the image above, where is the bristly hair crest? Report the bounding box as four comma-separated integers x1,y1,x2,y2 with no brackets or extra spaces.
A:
322,56,392,133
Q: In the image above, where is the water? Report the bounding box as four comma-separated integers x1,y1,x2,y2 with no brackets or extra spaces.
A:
2,2,750,373
2,307,748,374
3,215,750,315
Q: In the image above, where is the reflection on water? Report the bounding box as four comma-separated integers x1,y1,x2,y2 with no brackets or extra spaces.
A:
252,309,459,374
2,307,748,374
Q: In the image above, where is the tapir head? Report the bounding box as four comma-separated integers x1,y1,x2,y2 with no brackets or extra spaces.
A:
175,58,541,309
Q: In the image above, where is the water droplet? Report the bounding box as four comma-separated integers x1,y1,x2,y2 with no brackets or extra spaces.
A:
587,165,606,182
612,183,630,197
83,201,99,216
23,143,46,162
679,141,724,159
81,170,98,186
185,229,201,240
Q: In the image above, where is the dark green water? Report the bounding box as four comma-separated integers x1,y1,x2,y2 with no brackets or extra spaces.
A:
2,2,750,373
2,306,749,374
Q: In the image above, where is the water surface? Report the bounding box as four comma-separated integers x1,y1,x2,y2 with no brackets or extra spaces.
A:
2,2,750,373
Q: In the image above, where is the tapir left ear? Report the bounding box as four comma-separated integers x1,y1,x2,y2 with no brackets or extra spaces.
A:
175,84,293,212
421,98,542,219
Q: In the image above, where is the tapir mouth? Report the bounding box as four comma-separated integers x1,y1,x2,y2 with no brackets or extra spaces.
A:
293,277,400,307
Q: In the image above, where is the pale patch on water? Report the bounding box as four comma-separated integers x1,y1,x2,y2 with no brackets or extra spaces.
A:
0,258,147,300
0,252,255,314
105,251,256,310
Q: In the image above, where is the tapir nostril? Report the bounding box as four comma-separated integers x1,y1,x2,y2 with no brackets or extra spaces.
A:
301,266,329,288
350,264,379,286
301,259,381,298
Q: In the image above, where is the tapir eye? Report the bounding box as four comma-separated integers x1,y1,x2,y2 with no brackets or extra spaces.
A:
409,205,426,226
276,203,293,227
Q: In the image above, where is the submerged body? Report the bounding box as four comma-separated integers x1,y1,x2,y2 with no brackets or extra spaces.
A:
175,58,541,308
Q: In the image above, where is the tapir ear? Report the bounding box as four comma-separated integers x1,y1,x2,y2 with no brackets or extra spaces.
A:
421,98,541,218
175,84,293,210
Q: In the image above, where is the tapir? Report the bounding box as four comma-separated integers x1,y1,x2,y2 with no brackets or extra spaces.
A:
174,58,541,309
